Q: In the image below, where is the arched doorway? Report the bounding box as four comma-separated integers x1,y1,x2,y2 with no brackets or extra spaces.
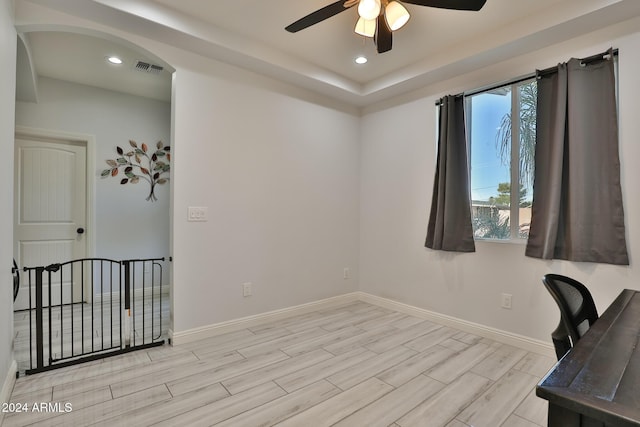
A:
14,28,174,374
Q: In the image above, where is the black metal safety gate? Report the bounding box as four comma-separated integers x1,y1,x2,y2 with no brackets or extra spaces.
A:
19,257,166,375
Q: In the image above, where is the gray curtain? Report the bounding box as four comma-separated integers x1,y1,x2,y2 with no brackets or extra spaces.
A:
425,95,475,252
526,53,629,265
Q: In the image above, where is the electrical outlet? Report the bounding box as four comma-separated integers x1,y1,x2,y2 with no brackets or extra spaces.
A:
243,282,252,297
501,293,513,309
343,267,350,279
188,206,208,222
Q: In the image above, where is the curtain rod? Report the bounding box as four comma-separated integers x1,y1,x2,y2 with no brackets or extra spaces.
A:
435,48,618,106
535,48,618,79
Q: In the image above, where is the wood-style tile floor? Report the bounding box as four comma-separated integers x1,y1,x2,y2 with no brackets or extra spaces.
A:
4,301,555,426
12,295,169,374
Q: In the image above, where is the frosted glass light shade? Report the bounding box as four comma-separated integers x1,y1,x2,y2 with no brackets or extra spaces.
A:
385,1,410,31
358,0,381,20
354,17,376,37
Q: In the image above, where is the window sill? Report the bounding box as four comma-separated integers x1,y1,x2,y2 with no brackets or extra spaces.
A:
474,238,528,246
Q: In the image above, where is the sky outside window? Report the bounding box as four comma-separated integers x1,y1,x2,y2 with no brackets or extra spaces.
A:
469,90,512,202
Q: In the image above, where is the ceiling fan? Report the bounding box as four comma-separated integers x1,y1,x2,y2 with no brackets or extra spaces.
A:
285,0,487,54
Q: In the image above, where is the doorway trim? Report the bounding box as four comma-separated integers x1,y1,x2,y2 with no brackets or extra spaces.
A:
14,125,96,301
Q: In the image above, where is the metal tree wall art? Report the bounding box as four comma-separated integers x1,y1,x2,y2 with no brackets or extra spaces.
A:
101,140,170,201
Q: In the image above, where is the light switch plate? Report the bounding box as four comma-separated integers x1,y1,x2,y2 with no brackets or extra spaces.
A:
188,206,208,222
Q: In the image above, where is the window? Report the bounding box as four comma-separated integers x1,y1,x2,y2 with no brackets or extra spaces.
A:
466,79,537,241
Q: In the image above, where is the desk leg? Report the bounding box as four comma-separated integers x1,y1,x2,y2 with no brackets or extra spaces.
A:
548,403,605,427
548,403,580,427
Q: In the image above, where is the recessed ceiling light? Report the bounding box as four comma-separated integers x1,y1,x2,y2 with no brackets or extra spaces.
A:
355,56,368,64
106,56,123,65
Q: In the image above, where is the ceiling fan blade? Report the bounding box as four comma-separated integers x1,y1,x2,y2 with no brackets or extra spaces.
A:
402,0,487,11
374,14,392,53
285,1,354,33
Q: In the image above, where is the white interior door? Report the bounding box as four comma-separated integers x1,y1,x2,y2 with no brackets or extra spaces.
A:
14,136,88,310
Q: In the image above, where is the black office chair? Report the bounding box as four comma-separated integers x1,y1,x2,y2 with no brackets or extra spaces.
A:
542,274,599,360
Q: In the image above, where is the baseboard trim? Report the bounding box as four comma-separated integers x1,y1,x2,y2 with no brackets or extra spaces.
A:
357,292,555,357
0,360,18,424
171,293,360,345
169,291,554,357
93,287,170,304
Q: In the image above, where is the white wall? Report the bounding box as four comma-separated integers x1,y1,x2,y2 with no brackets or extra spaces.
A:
171,65,361,332
15,77,171,263
360,20,640,342
13,3,362,340
0,0,16,406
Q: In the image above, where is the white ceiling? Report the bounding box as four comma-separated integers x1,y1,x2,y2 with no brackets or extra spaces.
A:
153,0,562,84
18,31,173,102
17,0,640,107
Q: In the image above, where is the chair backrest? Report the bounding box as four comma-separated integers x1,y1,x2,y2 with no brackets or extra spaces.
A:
542,274,599,348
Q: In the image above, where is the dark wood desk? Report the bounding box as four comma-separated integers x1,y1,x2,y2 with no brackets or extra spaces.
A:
537,289,640,427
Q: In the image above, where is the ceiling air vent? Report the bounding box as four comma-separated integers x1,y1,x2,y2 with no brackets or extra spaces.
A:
133,60,164,75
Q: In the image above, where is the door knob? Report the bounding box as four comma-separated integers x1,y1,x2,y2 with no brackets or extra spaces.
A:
77,227,85,234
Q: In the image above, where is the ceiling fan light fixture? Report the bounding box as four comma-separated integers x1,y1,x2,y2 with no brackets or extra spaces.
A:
358,0,381,21
385,1,410,31
285,0,486,54
354,17,376,38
